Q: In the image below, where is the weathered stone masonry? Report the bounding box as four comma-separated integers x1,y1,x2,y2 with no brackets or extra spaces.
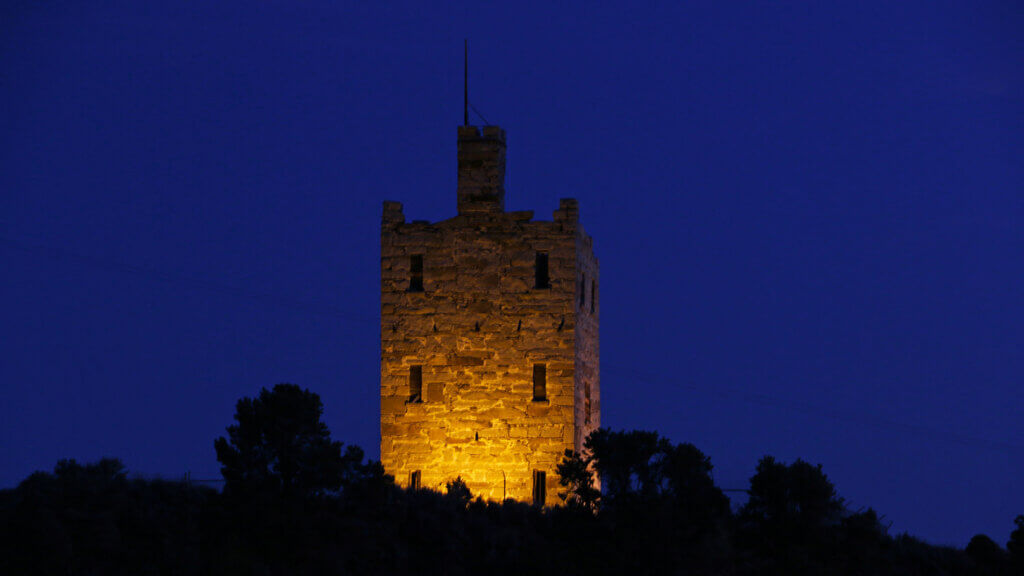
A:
381,125,599,504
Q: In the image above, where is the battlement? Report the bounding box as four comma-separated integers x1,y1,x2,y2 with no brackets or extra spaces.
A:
382,201,404,225
383,197,588,232
457,124,507,142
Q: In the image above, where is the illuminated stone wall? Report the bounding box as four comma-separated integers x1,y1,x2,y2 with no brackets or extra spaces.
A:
380,125,599,503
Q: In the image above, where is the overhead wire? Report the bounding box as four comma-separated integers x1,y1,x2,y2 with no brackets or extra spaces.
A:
603,363,1024,455
3,233,1019,458
0,234,378,325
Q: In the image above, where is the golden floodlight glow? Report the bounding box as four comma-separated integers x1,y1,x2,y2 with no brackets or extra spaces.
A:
380,125,599,504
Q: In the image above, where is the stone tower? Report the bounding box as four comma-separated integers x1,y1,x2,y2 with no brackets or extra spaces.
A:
380,125,599,504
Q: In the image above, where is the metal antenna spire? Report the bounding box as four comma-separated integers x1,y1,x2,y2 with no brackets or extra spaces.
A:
464,39,469,126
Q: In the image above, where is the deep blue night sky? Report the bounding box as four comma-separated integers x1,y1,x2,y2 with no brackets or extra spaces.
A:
2,1,1021,547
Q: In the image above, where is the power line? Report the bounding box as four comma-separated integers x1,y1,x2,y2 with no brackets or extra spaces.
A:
603,363,1024,456
470,103,491,126
5,235,1019,457
0,234,378,325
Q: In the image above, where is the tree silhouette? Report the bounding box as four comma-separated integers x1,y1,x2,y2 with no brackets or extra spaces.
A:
0,458,212,575
562,428,729,516
1008,515,1024,571
556,449,600,511
741,456,845,531
660,441,731,523
739,456,847,574
1,431,1004,575
583,428,668,502
561,428,733,575
966,533,1007,574
214,383,347,498
445,476,472,507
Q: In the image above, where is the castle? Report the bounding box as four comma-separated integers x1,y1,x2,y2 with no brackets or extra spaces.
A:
380,125,599,504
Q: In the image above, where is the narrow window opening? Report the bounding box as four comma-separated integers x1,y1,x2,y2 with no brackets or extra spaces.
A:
410,470,421,490
533,363,547,401
591,280,596,313
579,274,586,308
535,252,550,289
532,470,546,506
585,382,592,425
408,365,423,403
409,255,424,292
